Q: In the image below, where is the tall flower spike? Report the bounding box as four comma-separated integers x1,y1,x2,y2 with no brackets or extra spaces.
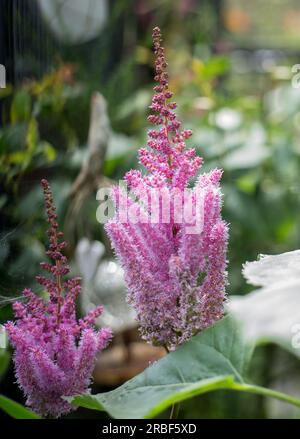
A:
5,180,112,417
105,27,228,351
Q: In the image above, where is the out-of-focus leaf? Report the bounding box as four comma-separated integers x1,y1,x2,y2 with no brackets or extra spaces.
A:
106,133,136,159
275,218,297,243
224,186,268,237
192,57,230,81
243,250,300,287
10,90,31,124
224,141,270,169
41,141,57,162
229,250,300,357
8,151,28,164
266,85,300,122
117,90,151,120
0,350,10,379
223,123,270,170
0,84,13,98
26,118,39,152
236,172,259,194
0,195,7,209
103,151,136,178
0,395,41,419
214,108,242,130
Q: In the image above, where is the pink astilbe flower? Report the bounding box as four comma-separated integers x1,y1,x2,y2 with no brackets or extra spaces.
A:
5,180,112,417
105,27,228,351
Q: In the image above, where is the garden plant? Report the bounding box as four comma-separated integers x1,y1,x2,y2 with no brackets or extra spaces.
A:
1,26,300,420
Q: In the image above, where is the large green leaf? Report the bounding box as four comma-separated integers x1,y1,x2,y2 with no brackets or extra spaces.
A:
69,317,300,418
0,395,41,419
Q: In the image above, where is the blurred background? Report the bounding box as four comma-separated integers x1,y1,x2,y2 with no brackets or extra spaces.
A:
1,0,300,419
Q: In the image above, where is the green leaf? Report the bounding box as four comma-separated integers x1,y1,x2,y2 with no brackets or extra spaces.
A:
0,350,10,379
69,317,252,418
69,317,300,418
0,395,41,419
41,141,57,162
10,90,31,124
71,375,237,418
26,118,39,152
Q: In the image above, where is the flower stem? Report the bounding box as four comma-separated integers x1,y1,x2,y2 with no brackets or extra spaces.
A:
164,345,181,419
169,402,180,419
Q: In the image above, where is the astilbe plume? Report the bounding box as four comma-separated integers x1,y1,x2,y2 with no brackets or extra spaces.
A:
5,180,112,417
105,27,228,351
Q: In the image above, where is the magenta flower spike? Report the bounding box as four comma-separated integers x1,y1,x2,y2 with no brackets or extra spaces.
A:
5,180,112,417
105,27,228,350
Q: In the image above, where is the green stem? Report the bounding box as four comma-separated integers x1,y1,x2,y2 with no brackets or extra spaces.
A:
169,402,180,419
164,345,181,419
230,382,300,409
